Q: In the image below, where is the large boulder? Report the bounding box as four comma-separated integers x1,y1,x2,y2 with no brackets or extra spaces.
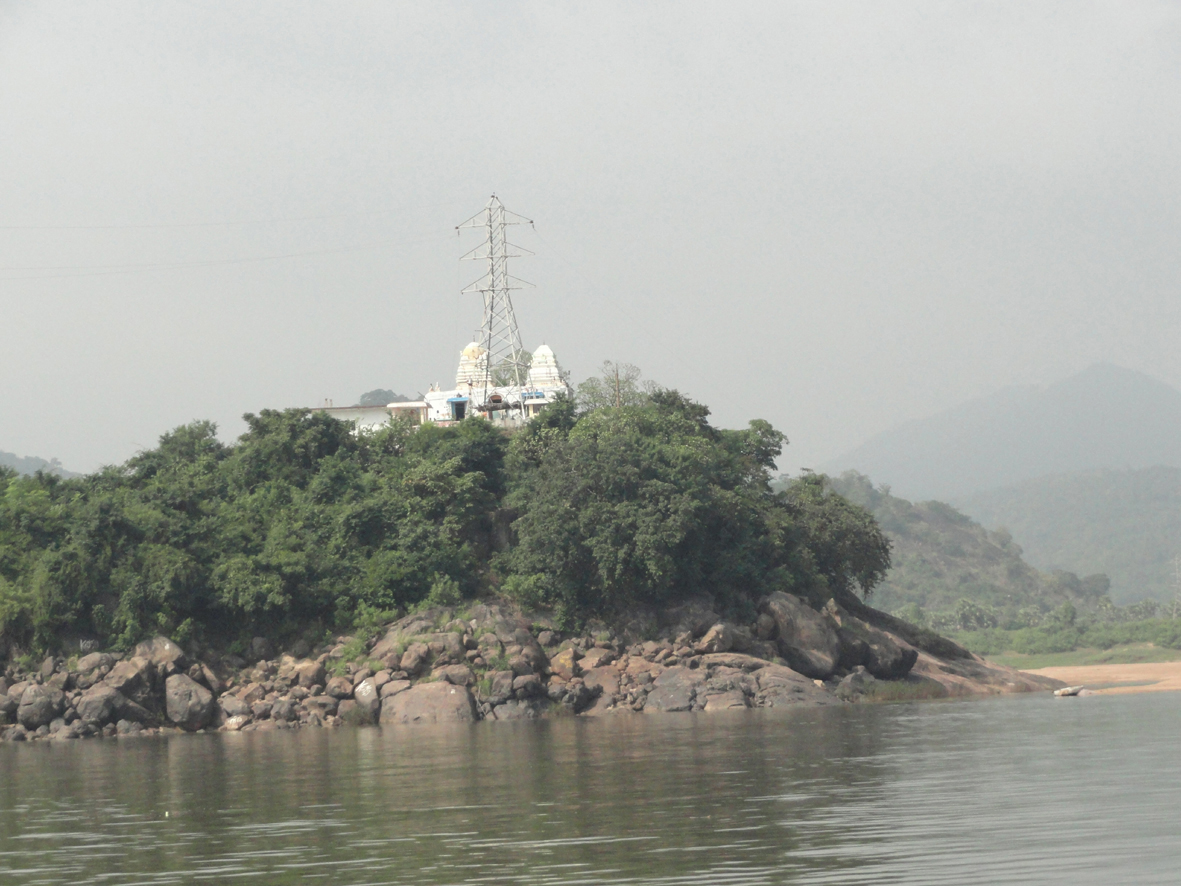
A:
825,601,918,680
73,653,114,689
549,648,581,680
694,623,735,655
218,695,250,719
846,621,917,680
760,592,841,679
433,664,476,686
351,678,381,723
304,696,338,718
491,698,550,720
293,660,326,688
369,629,405,662
133,636,187,675
17,684,65,729
581,667,620,702
644,666,706,713
489,671,515,703
379,681,477,724
104,656,156,707
512,674,543,699
755,664,840,707
75,684,124,725
703,690,749,711
164,674,214,731
398,643,431,676
424,632,467,666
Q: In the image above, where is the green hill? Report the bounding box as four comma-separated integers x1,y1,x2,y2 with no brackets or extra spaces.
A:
0,450,79,479
956,466,1181,605
826,471,1115,628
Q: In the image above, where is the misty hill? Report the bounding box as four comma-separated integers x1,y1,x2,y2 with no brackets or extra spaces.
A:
823,363,1181,501
0,450,79,478
828,472,1109,625
958,466,1181,606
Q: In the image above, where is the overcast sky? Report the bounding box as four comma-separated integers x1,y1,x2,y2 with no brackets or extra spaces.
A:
2,2,1180,474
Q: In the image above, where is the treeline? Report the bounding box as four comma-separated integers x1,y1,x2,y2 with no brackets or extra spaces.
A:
952,611,1181,657
0,387,891,657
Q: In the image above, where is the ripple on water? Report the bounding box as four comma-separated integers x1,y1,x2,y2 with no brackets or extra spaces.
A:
1,694,1180,885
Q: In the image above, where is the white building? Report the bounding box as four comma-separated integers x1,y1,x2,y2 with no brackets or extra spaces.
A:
423,342,570,428
315,401,430,430
315,342,568,432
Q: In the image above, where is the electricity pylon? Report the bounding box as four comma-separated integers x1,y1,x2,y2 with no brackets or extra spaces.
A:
456,195,535,404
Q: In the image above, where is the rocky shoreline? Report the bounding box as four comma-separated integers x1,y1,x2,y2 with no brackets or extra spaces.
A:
0,592,1061,742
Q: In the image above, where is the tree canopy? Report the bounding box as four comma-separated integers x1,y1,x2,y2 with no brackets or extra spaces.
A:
358,389,410,406
0,389,891,654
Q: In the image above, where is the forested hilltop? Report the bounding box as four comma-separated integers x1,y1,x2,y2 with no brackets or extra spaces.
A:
827,472,1181,657
827,472,1111,627
0,386,891,661
957,466,1181,605
0,450,79,479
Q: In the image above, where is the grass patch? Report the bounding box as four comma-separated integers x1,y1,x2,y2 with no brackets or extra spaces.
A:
327,636,370,676
987,643,1181,670
484,653,510,672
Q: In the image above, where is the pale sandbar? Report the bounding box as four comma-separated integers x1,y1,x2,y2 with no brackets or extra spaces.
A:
1023,661,1181,695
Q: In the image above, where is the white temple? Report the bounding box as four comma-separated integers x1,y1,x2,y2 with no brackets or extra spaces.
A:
315,341,569,432
422,342,569,427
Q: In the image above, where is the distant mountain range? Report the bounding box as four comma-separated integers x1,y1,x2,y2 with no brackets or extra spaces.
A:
957,466,1181,605
0,450,80,478
823,363,1181,501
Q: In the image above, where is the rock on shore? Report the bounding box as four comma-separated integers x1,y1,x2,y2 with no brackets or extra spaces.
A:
0,592,1063,742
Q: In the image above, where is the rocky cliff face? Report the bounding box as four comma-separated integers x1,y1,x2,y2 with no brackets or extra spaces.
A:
0,595,1060,742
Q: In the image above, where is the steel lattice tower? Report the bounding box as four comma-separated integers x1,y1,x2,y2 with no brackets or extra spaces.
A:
457,195,534,404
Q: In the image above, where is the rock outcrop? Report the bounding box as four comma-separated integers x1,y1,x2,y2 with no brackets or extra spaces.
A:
0,598,1063,742
760,592,842,679
164,674,214,731
380,682,477,724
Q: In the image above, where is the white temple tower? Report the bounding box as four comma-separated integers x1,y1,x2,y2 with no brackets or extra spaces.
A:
527,344,564,389
455,342,488,388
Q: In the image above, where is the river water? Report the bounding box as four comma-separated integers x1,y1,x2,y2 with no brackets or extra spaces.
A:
1,691,1179,885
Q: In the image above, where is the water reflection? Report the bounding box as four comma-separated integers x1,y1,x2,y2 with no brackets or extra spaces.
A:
2,695,1179,885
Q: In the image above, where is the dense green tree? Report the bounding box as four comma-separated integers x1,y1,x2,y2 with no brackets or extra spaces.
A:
504,392,889,624
0,392,893,654
358,389,409,406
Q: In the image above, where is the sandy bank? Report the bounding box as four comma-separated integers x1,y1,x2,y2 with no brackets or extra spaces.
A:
1024,661,1181,695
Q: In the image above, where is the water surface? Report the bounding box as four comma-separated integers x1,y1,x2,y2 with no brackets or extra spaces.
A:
2,692,1179,885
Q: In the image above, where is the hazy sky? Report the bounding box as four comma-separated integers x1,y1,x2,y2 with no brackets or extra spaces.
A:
3,2,1180,474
